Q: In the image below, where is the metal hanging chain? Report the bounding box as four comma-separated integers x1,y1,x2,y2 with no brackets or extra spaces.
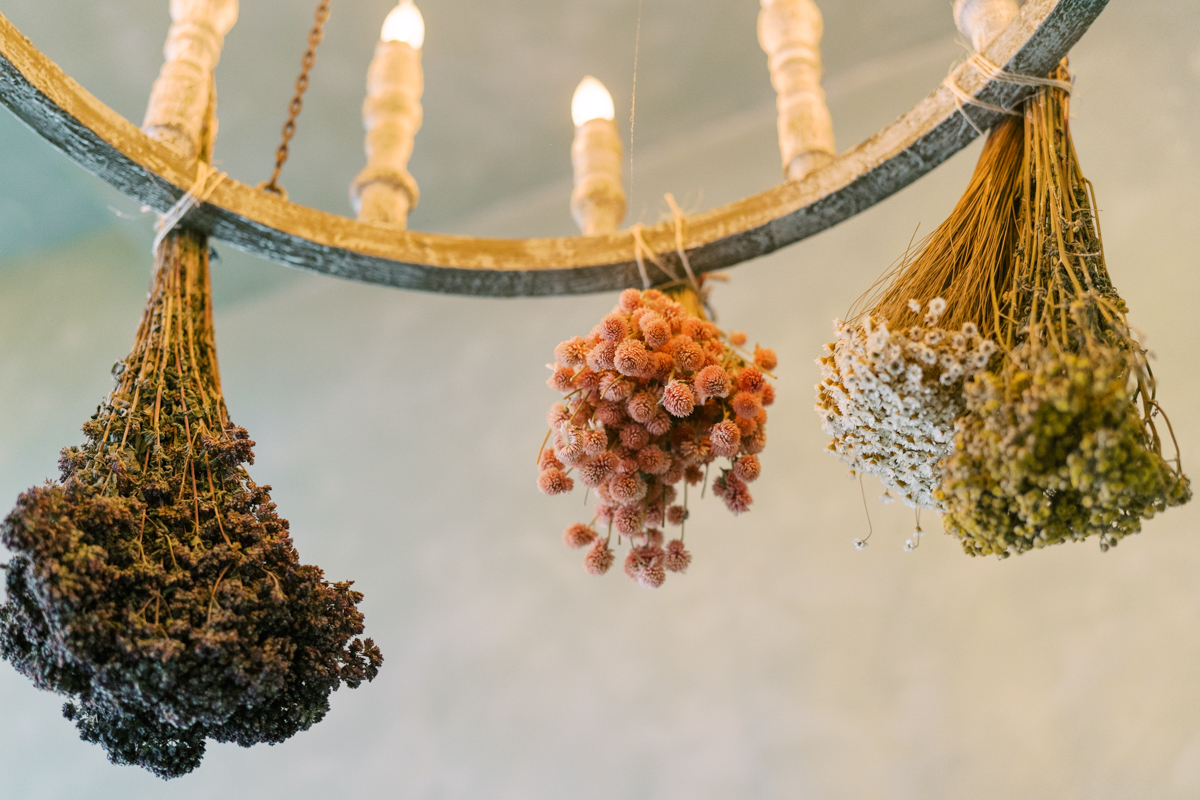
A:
259,0,333,198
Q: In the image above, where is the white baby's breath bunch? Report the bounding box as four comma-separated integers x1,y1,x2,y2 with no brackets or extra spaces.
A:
815,297,995,508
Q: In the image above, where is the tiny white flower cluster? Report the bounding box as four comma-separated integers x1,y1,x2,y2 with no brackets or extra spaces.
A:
814,298,996,509
902,524,925,553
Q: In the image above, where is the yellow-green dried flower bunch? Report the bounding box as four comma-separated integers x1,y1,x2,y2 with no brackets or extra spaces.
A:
940,341,1190,556
937,68,1190,556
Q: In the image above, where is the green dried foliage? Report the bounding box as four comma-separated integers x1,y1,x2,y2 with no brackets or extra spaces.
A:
0,231,382,779
937,67,1190,556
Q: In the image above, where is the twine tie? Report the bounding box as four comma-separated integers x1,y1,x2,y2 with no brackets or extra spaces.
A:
944,53,1074,136
152,162,227,255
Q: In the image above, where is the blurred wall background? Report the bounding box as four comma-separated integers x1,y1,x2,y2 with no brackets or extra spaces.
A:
1,1,1199,797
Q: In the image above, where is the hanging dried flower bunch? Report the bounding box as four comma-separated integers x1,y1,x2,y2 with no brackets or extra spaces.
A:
816,300,999,509
817,115,1024,509
816,64,1190,556
538,286,776,587
938,68,1191,556
0,230,382,779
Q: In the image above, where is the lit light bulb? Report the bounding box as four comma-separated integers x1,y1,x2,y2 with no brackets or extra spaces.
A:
381,1,424,49
571,76,615,127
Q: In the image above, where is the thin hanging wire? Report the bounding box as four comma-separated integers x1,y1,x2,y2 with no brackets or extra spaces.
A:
259,0,333,198
628,0,644,216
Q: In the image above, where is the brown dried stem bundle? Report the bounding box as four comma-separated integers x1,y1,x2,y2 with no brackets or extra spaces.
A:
0,229,382,778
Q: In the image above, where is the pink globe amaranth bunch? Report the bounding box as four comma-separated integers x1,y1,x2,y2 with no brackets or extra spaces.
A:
537,287,777,588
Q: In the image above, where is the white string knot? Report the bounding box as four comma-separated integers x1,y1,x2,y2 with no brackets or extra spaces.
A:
630,194,703,295
943,53,1074,136
152,161,227,255
631,224,668,290
663,193,702,297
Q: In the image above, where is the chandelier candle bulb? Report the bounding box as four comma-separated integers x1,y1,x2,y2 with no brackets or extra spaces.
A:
570,76,625,235
351,0,424,227
380,0,425,48
142,0,239,160
953,0,1021,52
758,0,835,181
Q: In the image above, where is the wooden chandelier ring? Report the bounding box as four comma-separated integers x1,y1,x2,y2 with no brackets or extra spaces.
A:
0,0,1107,297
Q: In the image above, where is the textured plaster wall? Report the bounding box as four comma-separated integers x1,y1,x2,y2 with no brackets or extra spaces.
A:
2,1,1200,798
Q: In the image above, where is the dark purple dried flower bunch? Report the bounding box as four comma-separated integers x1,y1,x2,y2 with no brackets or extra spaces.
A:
539,287,777,588
0,231,382,779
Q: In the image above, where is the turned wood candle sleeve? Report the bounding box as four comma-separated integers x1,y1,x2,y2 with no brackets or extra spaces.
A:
570,118,625,236
352,39,423,228
758,0,835,181
142,0,238,159
953,0,1021,52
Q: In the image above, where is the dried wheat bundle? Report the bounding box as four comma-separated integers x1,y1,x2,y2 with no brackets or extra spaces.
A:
0,230,382,778
538,286,776,587
938,68,1191,556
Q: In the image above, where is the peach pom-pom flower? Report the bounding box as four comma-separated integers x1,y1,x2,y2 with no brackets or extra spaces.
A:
753,345,778,371
662,380,696,418
693,365,732,401
733,454,761,483
555,337,590,368
708,420,741,458
537,287,777,587
627,392,658,424
584,540,615,575
664,539,692,573
731,391,762,419
537,468,574,496
563,523,599,549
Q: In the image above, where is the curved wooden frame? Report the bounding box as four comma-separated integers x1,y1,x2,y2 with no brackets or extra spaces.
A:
0,0,1107,296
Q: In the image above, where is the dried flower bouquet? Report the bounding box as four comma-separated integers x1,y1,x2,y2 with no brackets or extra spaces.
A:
0,230,382,778
817,65,1189,556
539,286,776,587
817,115,1024,510
938,68,1190,556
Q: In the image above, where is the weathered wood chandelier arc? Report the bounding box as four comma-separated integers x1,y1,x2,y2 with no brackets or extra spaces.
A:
0,0,1107,297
